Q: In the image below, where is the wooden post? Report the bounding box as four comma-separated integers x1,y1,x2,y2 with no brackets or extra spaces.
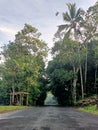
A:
21,94,23,106
26,94,28,106
19,94,22,105
10,94,12,105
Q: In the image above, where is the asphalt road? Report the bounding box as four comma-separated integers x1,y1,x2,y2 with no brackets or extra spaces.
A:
0,106,98,130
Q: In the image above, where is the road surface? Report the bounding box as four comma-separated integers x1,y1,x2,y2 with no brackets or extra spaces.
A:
0,106,98,130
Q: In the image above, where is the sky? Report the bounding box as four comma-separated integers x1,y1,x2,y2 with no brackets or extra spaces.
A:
0,0,97,50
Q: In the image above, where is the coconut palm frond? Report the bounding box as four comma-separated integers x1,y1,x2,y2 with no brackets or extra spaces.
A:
75,16,83,22
63,28,71,39
75,8,84,22
63,12,71,21
55,2,84,40
58,24,70,32
67,3,76,19
76,8,85,18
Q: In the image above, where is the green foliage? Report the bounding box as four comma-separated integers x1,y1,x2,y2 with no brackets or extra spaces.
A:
79,105,98,115
55,3,84,40
0,2,98,107
47,2,98,106
0,106,27,113
44,91,58,105
47,57,73,105
0,79,9,105
36,77,48,106
0,24,48,106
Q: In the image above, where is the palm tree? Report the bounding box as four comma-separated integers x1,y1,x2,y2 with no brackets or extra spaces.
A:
56,3,84,40
55,3,85,103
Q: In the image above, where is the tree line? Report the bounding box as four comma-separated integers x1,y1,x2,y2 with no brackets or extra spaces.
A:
0,24,48,105
0,1,98,106
47,2,98,105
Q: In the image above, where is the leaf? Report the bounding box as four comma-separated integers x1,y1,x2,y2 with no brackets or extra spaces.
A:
63,12,71,21
58,24,69,32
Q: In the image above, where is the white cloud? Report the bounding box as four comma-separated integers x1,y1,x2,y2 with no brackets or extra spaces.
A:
0,26,18,35
0,26,19,43
0,0,97,47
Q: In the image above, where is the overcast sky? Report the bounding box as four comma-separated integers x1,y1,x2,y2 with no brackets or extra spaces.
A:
0,0,97,49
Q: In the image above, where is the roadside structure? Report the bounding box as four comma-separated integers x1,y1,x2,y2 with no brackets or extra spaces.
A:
10,92,29,106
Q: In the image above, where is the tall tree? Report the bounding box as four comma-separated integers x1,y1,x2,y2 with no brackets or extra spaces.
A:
51,35,85,104
54,3,85,102
80,1,98,93
2,24,48,105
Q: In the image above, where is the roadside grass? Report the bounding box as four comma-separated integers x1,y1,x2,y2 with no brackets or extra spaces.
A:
79,105,98,115
0,106,28,113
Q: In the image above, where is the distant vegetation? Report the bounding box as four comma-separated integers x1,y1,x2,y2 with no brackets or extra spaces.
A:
0,2,98,107
44,91,58,105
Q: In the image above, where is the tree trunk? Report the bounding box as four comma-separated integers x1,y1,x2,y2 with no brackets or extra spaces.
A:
84,44,88,92
72,78,77,103
12,86,15,103
80,66,84,99
97,78,98,109
72,67,78,104
94,66,97,89
84,54,87,84
94,66,98,109
12,77,15,104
